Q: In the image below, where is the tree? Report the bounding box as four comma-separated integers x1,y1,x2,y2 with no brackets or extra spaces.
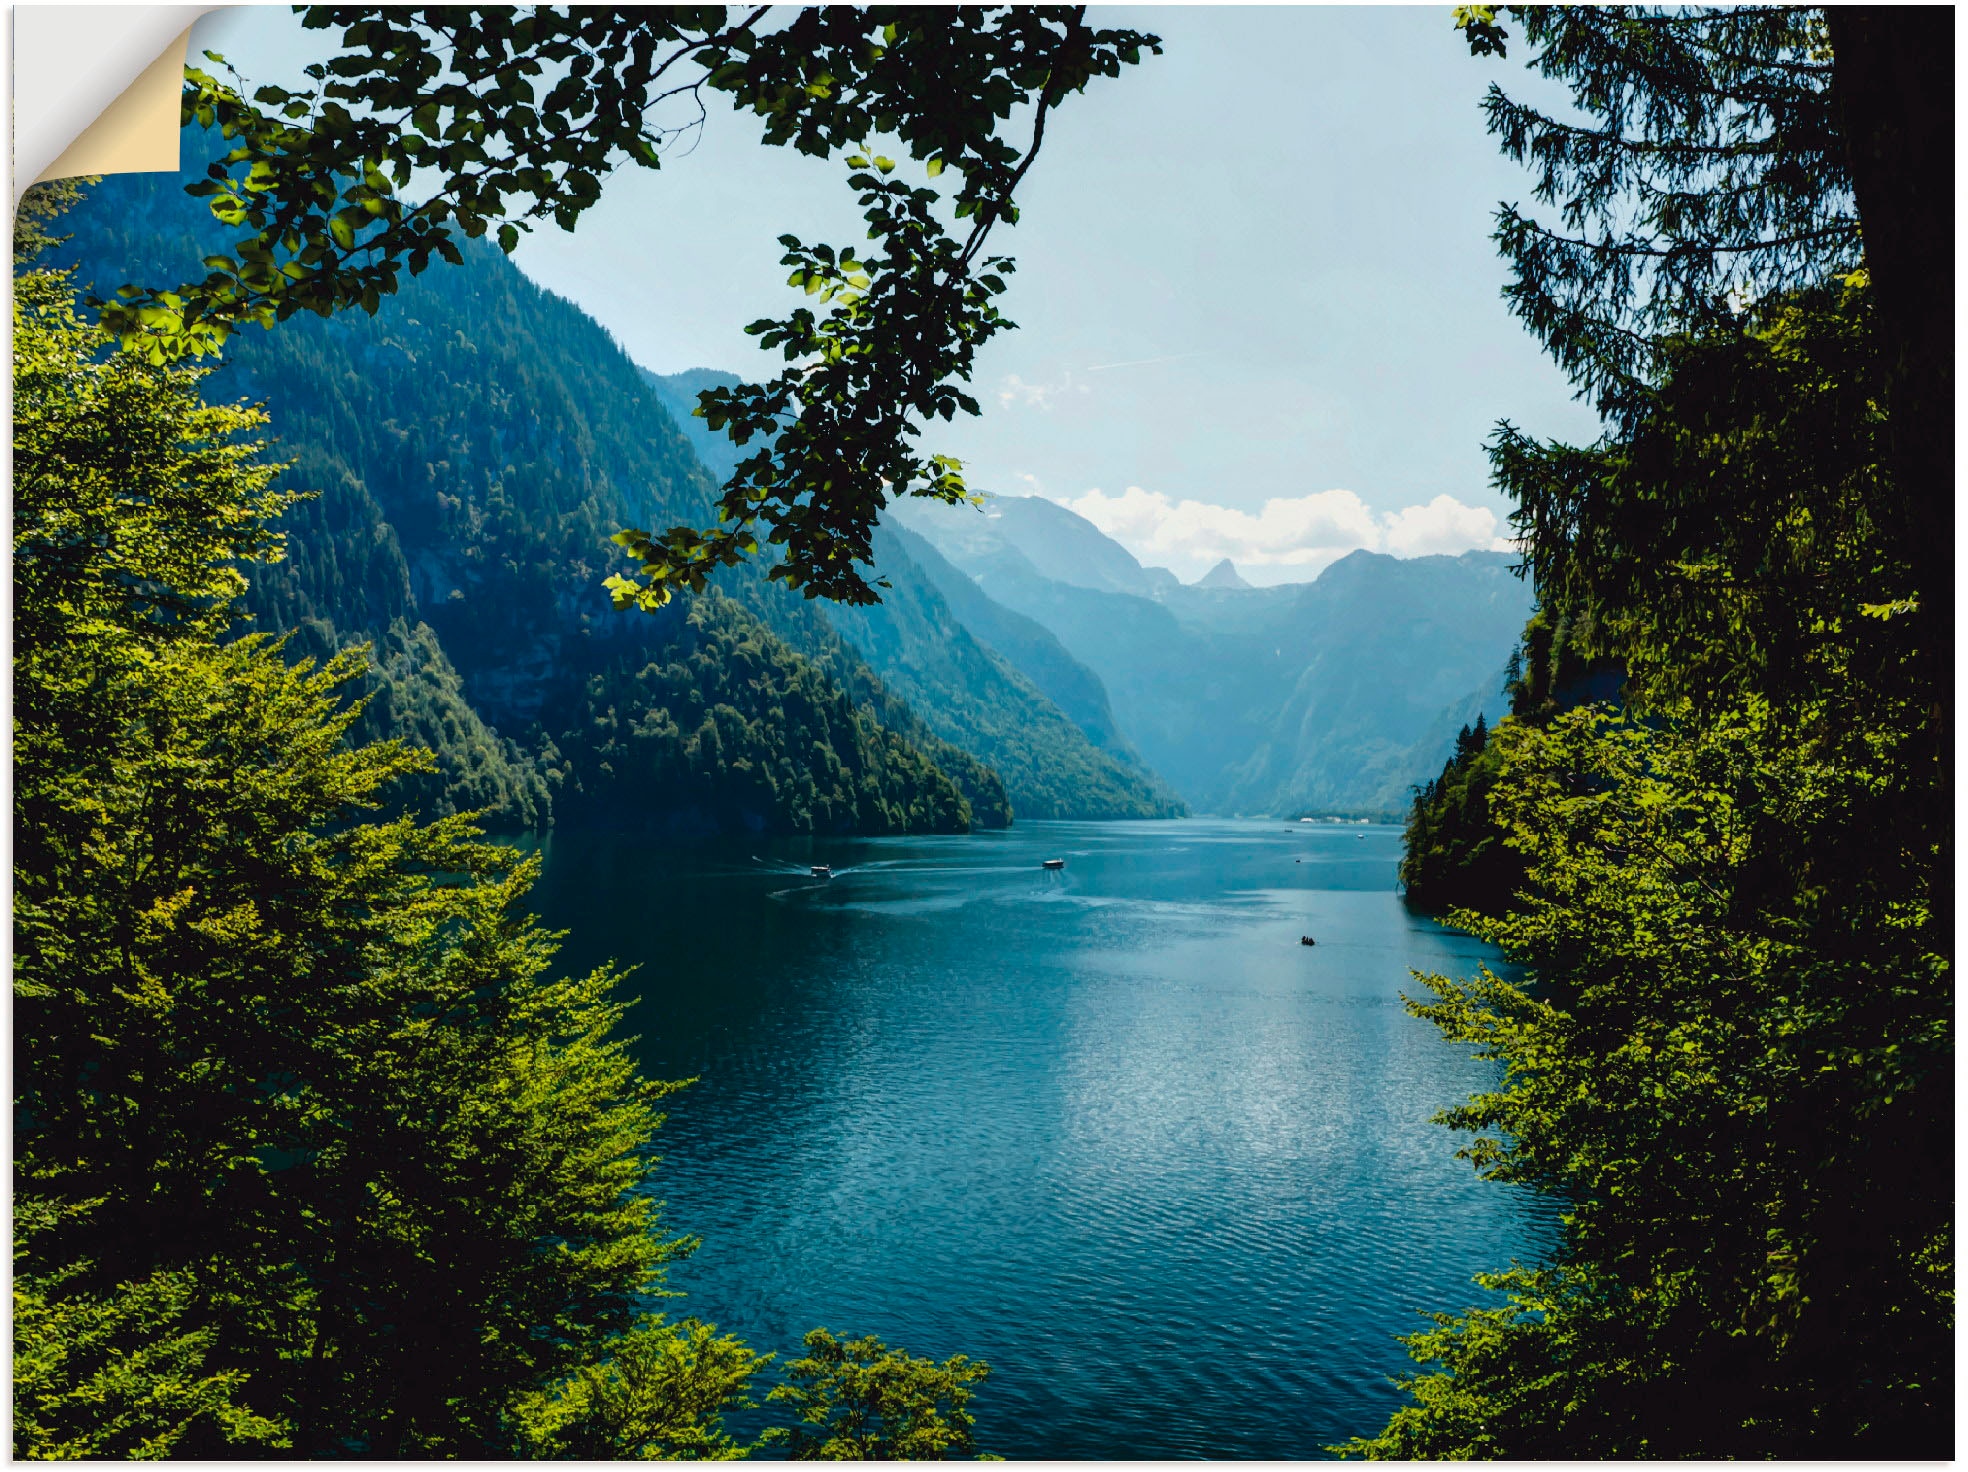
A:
1399,714,1519,917
1454,3,1947,745
13,1198,289,1458
1366,8,1950,1456
12,252,763,1458
1820,8,1952,712
769,1329,993,1461
18,197,1007,1459
1358,699,1948,1457
99,6,1161,606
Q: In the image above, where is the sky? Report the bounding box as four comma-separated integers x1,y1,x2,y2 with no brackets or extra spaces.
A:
189,5,1605,585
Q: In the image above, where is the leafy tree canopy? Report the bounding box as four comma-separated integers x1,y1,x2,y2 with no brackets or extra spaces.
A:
769,1329,993,1461
100,6,1160,606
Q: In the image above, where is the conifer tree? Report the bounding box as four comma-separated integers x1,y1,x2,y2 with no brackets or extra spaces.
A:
12,241,767,1459
1369,9,1950,1456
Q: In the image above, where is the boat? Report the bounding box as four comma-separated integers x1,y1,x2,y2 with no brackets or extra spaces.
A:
810,864,833,879
1300,935,1316,947
1042,858,1065,870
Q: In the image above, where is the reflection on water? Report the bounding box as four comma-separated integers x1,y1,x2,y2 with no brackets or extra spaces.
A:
528,818,1555,1459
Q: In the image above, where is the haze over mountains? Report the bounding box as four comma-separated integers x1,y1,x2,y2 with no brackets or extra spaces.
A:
650,368,1533,817
884,494,1532,816
64,147,1529,830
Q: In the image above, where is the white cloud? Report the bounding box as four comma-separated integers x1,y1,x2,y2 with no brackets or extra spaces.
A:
1380,494,1511,558
1049,485,1512,584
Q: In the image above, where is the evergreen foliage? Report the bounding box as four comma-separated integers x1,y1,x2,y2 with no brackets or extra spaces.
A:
11,264,766,1458
1399,607,1620,906
1399,715,1520,916
736,586,1016,830
1457,6,1857,422
1371,10,1950,1456
554,591,974,836
347,617,556,826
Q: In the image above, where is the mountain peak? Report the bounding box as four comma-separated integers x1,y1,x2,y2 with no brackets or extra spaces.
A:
890,493,1167,599
1196,558,1251,589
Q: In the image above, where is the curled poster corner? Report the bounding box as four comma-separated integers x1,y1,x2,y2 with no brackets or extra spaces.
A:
14,5,215,203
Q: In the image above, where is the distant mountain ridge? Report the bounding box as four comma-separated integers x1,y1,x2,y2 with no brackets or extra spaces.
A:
892,495,1533,817
644,369,1184,820
1196,558,1252,589
638,372,1529,820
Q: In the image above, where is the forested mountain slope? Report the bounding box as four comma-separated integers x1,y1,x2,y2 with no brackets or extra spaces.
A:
57,157,984,836
821,528,1184,819
647,369,1183,819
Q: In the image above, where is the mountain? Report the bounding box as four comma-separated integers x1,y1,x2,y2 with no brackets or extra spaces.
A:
889,492,1181,597
895,496,1534,817
820,527,1184,819
1218,550,1527,815
1196,558,1252,589
644,369,1183,819
642,368,747,482
57,155,994,837
879,523,1143,765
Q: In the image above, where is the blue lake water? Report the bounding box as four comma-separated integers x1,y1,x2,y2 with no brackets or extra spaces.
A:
528,818,1556,1458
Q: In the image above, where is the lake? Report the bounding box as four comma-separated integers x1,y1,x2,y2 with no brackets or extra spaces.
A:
528,817,1556,1459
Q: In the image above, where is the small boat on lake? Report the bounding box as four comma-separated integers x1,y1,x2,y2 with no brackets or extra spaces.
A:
1300,935,1316,947
1042,858,1065,870
811,864,833,879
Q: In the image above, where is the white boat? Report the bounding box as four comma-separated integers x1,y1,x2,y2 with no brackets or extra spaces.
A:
811,864,833,879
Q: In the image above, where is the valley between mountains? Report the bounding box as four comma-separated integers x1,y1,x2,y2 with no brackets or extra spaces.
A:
62,169,1528,834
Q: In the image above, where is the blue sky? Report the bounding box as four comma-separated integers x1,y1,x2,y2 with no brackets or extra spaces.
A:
190,5,1603,584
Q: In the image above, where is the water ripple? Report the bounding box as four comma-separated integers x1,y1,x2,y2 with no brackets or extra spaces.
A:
530,819,1558,1459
